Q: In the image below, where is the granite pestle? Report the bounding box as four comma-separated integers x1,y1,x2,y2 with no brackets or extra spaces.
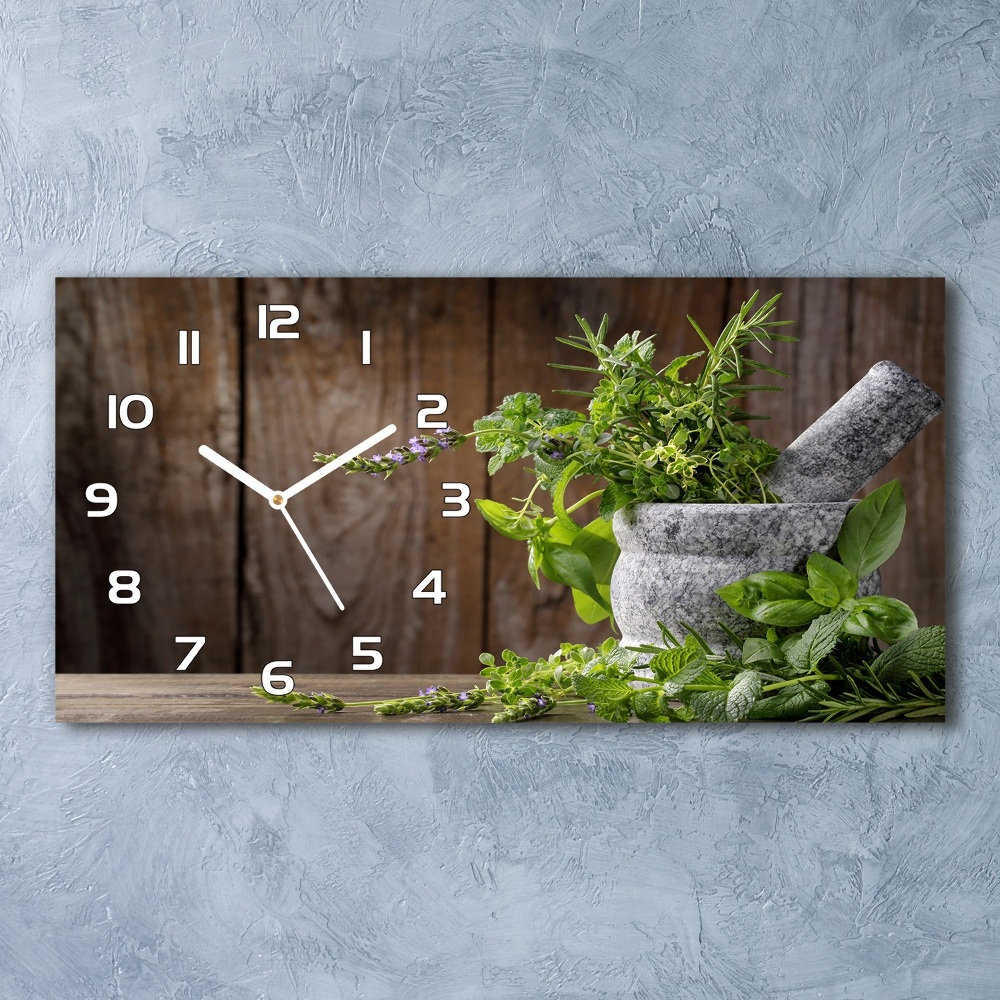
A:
762,361,943,503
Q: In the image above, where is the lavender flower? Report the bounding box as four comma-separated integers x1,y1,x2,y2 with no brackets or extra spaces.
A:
587,703,596,713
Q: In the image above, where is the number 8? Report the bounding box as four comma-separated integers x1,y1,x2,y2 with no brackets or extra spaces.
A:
108,570,141,604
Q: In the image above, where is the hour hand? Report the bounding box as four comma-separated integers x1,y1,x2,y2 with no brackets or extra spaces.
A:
198,445,274,502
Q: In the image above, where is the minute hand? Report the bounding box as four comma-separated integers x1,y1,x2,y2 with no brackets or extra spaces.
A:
282,424,397,500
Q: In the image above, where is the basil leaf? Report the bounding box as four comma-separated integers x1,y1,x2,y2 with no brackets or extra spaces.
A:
844,596,918,644
544,543,609,610
571,515,619,587
716,570,811,618
475,499,535,540
570,586,612,624
836,480,906,578
805,552,858,608
870,625,946,682
746,599,827,627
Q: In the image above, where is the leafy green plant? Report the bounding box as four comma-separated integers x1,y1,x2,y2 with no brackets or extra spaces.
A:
254,482,945,723
314,292,794,624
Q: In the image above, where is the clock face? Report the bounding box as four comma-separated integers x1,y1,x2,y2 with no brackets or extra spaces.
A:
55,276,946,713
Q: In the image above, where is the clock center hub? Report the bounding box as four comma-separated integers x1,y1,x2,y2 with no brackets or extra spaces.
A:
269,493,286,509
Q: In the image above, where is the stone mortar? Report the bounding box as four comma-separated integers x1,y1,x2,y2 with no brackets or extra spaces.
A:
611,501,880,653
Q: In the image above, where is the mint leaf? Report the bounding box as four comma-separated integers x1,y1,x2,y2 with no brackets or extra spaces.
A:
783,609,850,673
685,689,729,723
726,670,763,721
648,648,709,695
748,681,830,720
572,673,634,723
870,625,946,683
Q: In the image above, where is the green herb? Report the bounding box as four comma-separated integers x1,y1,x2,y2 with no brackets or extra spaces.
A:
253,479,944,723
315,292,794,626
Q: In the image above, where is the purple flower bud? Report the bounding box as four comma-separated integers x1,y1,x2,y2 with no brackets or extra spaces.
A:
587,703,596,713
389,451,406,464
536,697,547,708
425,685,438,693
316,706,326,714
371,454,382,462
458,692,468,701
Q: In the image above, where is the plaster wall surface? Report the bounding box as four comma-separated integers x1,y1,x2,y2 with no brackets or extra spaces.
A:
0,2,996,996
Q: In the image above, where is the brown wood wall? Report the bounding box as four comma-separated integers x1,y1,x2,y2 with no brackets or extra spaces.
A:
57,277,945,673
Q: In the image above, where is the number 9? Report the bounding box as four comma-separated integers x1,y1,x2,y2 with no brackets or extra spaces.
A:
86,483,118,517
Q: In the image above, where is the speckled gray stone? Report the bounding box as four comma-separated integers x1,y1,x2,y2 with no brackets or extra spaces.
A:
611,501,880,651
763,361,944,502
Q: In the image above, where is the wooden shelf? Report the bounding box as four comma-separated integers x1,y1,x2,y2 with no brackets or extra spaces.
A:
55,673,615,724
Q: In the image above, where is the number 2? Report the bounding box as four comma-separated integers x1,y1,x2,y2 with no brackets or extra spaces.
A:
416,394,448,429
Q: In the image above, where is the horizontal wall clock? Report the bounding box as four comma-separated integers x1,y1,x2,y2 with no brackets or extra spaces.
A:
54,277,945,723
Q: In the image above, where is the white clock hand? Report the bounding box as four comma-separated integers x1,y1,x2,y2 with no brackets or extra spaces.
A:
279,504,345,611
282,423,397,500
198,445,274,502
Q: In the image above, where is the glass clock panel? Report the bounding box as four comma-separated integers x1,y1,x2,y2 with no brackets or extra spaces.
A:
54,277,945,725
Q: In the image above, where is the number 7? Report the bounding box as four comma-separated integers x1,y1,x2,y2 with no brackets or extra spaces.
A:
175,636,206,671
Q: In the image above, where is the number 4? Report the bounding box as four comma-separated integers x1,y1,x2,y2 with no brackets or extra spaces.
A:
412,570,446,605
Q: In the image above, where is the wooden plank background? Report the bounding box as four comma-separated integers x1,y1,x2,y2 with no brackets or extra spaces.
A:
240,278,489,675
56,277,945,674
56,278,242,672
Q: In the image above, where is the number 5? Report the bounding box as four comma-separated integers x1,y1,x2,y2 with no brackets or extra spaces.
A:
353,636,383,671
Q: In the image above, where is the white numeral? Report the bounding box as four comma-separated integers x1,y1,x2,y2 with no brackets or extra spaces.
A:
416,393,448,429
258,304,300,339
441,483,470,517
353,636,383,671
108,570,141,604
175,636,206,671
412,570,446,605
262,660,295,694
362,329,371,365
86,483,118,517
178,329,200,364
108,394,153,430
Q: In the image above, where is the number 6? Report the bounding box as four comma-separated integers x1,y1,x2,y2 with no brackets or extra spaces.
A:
262,661,294,694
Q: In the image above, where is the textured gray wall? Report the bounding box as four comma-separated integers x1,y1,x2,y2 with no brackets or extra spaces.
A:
1,2,996,997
